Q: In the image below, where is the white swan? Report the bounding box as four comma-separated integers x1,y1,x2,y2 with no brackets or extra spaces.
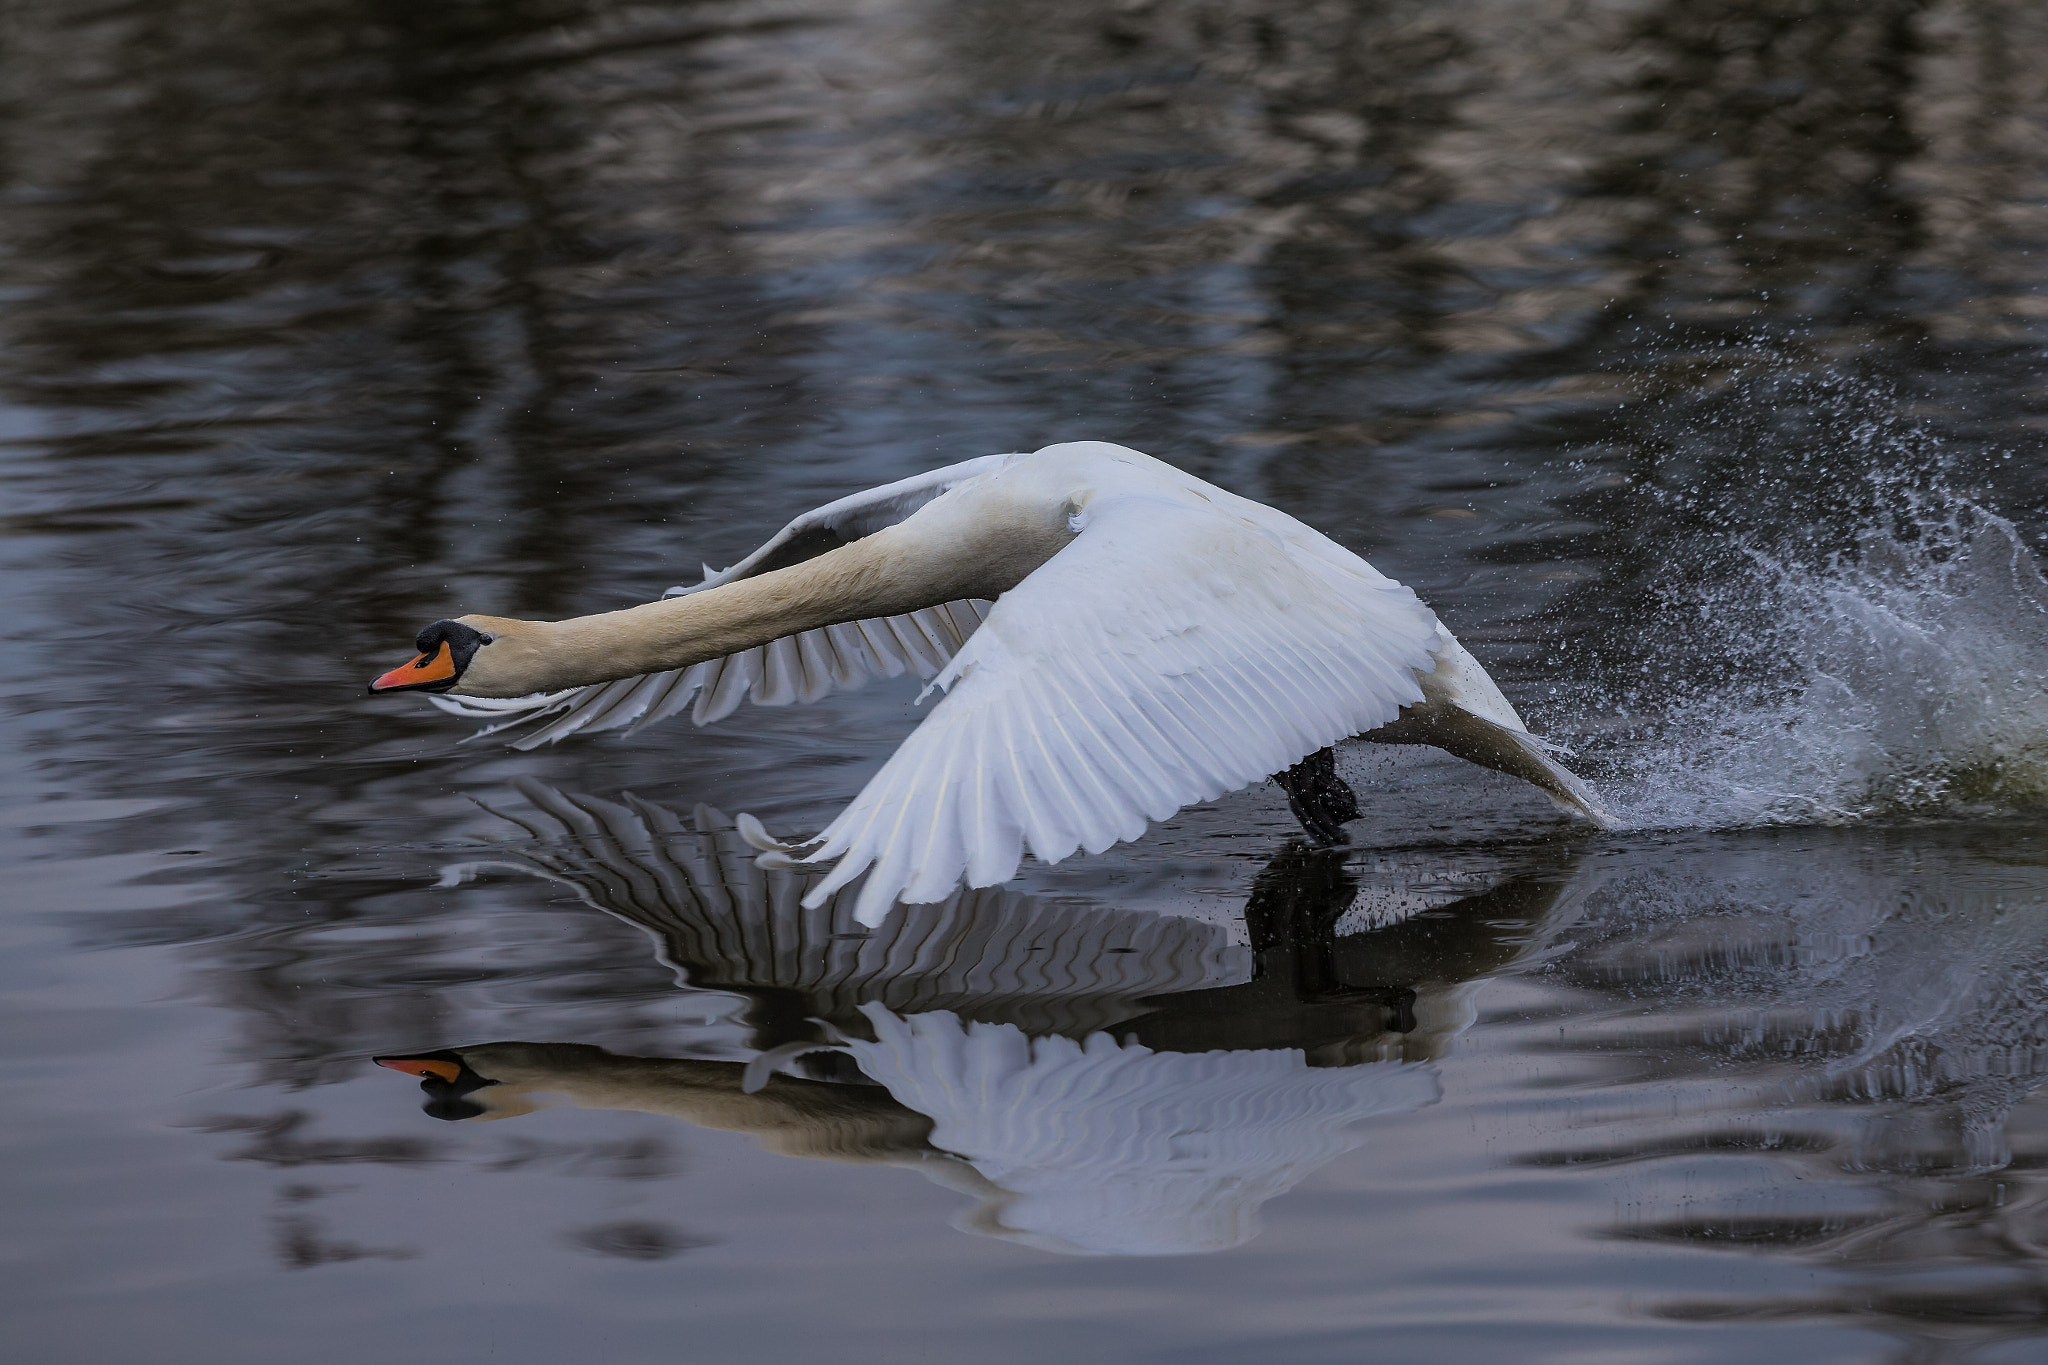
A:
370,441,1607,922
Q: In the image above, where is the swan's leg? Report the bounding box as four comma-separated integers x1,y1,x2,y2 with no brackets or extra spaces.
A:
1270,747,1361,846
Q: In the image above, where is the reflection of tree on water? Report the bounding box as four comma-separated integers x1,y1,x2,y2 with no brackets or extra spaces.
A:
1515,831,2048,1360
1538,836,2048,1175
386,782,1586,1254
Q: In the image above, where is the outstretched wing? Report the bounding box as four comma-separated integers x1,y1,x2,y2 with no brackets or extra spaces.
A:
430,454,1014,748
793,488,1445,924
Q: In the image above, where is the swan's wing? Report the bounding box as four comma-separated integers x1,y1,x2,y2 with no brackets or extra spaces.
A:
429,454,1015,747
676,453,1014,589
795,490,1445,924
434,599,996,749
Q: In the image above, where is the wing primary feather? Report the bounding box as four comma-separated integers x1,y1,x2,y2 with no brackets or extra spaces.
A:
961,712,1022,888
639,663,711,729
901,744,972,906
793,628,836,703
1226,624,1336,748
757,637,798,707
510,678,639,748
1142,672,1241,793
872,721,952,905
1090,608,1241,786
574,672,667,733
1086,647,1210,806
991,679,1073,863
1057,660,1182,822
1261,630,1364,730
852,617,909,678
1171,655,1282,782
886,615,940,673
1204,638,1317,777
696,647,759,723
1025,670,1137,854
1221,644,1330,763
903,610,956,664
820,623,872,689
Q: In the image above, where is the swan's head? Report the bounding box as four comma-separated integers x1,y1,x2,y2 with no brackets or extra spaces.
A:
367,615,546,697
367,618,491,695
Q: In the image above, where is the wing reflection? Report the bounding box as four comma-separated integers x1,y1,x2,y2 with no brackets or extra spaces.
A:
387,782,1587,1254
441,779,1250,1043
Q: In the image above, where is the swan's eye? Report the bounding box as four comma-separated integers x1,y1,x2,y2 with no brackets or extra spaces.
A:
478,633,495,645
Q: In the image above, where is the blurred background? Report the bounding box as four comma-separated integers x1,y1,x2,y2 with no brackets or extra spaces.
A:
5,1,2048,1361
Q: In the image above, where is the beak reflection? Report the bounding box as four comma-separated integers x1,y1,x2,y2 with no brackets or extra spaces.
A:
373,1050,498,1122
373,1054,464,1084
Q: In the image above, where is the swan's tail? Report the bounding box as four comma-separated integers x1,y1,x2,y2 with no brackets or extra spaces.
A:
1453,716,1612,827
1364,703,1610,827
1361,629,1612,828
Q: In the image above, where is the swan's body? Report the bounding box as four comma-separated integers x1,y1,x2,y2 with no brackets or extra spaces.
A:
372,441,1607,922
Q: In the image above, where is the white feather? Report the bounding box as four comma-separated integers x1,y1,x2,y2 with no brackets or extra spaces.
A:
429,454,1011,746
795,453,1442,924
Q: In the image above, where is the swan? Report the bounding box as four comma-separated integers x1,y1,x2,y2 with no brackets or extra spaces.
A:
369,441,1607,923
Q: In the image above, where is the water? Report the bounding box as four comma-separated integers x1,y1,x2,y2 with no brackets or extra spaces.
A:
6,0,2048,1360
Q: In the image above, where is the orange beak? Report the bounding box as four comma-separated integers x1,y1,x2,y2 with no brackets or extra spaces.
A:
368,640,457,693
376,1055,463,1084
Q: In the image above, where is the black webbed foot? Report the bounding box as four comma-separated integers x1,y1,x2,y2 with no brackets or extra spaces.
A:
1270,747,1361,846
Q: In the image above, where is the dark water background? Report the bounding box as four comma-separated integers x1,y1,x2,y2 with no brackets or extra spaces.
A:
7,0,2048,1360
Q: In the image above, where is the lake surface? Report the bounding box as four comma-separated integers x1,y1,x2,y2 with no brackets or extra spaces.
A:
5,1,2048,1361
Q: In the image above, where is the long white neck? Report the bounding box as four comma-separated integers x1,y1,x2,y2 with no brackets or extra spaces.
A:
456,494,1071,696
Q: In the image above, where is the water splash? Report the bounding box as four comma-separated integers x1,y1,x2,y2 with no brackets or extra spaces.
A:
1591,489,2048,830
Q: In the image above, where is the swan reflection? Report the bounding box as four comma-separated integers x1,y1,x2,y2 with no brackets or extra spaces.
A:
380,1015,1443,1256
384,782,1585,1254
380,787,2048,1303
379,1042,935,1162
841,1006,1437,1255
